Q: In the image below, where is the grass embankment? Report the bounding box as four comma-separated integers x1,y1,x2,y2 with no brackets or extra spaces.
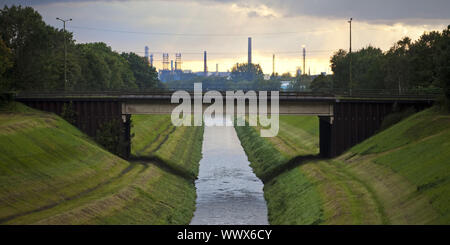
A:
0,103,201,224
235,109,450,224
131,115,204,179
235,116,318,181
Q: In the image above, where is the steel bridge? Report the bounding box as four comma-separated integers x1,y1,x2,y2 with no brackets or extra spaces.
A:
14,91,436,158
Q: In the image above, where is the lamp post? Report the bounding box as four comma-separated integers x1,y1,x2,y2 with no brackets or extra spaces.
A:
348,18,353,95
56,17,72,91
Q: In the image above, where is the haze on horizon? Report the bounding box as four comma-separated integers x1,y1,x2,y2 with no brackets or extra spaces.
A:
2,0,450,75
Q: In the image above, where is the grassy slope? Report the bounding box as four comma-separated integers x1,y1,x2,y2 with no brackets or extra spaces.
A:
344,107,450,224
131,115,204,179
235,109,450,224
235,116,318,181
0,103,198,224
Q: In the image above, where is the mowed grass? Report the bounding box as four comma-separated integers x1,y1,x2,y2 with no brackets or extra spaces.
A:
235,109,450,224
131,115,204,179
235,115,319,181
0,103,197,224
345,107,450,224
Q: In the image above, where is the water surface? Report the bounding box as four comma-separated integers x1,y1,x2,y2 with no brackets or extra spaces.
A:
190,117,268,225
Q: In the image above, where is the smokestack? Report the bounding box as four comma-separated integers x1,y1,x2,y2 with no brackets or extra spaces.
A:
216,63,218,76
144,46,149,65
163,53,169,70
150,54,153,67
302,45,306,75
175,53,181,71
204,51,207,76
248,37,252,64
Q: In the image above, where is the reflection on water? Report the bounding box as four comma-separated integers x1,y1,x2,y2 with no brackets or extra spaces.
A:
190,116,268,225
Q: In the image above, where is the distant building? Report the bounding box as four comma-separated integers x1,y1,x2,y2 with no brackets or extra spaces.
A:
158,69,185,82
280,81,291,90
158,69,231,82
193,71,231,78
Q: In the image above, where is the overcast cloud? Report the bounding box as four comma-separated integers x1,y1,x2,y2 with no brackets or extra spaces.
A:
1,0,449,74
211,0,450,23
4,0,450,23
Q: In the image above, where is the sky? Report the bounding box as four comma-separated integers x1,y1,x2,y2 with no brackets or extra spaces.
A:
2,0,450,75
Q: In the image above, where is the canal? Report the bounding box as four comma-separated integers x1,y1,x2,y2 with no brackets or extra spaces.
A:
190,117,268,225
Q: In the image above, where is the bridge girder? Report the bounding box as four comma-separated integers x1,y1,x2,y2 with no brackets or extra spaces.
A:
15,94,434,159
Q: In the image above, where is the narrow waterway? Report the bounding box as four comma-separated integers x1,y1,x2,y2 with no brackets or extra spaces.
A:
190,117,268,225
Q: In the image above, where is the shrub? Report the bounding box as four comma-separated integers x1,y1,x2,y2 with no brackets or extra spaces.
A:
0,92,14,107
95,119,131,158
61,101,77,125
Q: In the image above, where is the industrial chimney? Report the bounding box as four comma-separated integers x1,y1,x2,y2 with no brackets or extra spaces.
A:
302,45,306,75
175,53,182,71
144,46,149,65
163,53,169,70
248,37,252,64
204,51,208,76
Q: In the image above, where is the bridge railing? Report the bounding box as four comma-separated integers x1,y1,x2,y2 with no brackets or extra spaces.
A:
10,87,442,100
283,88,442,99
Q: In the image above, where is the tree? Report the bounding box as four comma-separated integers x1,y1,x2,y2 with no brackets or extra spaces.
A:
280,72,292,80
121,52,160,90
254,78,280,91
330,49,349,89
0,38,13,89
310,74,333,92
74,42,138,91
290,74,312,91
0,5,69,90
270,72,279,80
352,46,385,90
434,25,450,110
330,46,385,91
383,37,413,93
0,5,163,92
327,26,449,96
409,31,442,88
231,63,264,82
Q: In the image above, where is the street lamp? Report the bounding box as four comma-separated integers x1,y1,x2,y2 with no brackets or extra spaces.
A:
348,18,352,53
348,18,353,95
56,17,72,91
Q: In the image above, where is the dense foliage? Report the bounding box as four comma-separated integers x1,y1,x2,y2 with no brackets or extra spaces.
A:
309,74,333,92
328,26,450,95
95,119,129,158
230,63,264,81
0,5,160,92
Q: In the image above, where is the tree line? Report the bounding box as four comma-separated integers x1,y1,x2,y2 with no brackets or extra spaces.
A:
310,26,449,98
166,62,281,91
0,5,161,92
